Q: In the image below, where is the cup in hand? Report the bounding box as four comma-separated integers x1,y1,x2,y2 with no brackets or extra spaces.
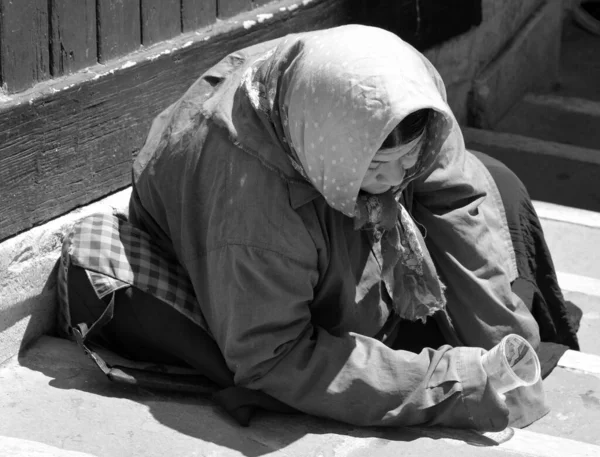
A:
481,334,541,395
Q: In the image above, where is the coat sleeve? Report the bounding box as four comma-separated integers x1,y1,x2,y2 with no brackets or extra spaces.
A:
189,243,509,430
410,118,541,351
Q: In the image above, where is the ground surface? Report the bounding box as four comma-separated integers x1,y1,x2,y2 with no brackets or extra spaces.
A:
2,10,600,457
1,337,599,457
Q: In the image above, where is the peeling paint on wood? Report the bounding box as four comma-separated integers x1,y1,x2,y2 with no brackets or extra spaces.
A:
49,0,97,76
0,0,49,93
182,0,218,32
141,0,181,46
0,0,350,242
218,0,252,18
97,0,141,62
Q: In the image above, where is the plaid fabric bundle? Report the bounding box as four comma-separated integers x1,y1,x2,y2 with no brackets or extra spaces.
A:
57,211,205,338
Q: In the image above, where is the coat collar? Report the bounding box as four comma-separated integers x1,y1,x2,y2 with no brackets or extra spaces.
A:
287,179,322,209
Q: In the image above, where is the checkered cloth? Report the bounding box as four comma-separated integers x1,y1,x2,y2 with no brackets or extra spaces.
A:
57,212,204,337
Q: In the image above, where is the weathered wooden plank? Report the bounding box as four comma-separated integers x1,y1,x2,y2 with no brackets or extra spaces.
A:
141,0,181,46
218,0,252,18
0,0,351,242
49,0,97,75
0,0,49,93
97,0,141,62
182,0,217,32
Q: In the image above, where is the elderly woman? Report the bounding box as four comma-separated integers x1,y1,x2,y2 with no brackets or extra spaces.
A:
59,25,578,431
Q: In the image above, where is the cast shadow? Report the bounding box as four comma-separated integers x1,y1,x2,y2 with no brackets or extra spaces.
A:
13,259,553,455
17,330,505,457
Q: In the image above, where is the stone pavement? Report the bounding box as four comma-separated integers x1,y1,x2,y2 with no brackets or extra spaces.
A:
0,188,131,367
1,336,599,457
3,6,600,457
2,190,599,457
0,436,96,457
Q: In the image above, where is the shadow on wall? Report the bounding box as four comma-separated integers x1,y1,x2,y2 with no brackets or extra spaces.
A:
349,0,483,50
0,260,61,361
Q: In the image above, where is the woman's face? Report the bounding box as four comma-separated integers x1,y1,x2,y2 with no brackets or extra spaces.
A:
360,139,422,194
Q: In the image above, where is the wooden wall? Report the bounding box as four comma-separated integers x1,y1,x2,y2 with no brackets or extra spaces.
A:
0,0,483,93
0,0,355,242
0,0,276,94
0,0,483,242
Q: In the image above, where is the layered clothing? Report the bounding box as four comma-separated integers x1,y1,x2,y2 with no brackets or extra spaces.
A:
129,25,557,429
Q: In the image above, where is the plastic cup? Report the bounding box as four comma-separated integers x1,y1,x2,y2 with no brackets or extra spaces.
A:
481,334,541,394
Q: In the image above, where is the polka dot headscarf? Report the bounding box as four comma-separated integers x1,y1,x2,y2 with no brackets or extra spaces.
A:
242,25,454,217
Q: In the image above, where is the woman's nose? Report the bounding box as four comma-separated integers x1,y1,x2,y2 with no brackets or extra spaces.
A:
376,160,405,186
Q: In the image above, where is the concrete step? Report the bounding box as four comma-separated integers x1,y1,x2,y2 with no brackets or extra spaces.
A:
557,20,600,103
0,436,97,457
534,202,600,356
534,201,600,283
0,162,597,456
1,336,600,457
464,127,600,213
527,363,600,446
0,187,131,366
494,93,600,151
558,348,600,378
564,291,600,356
491,18,600,148
469,0,562,129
